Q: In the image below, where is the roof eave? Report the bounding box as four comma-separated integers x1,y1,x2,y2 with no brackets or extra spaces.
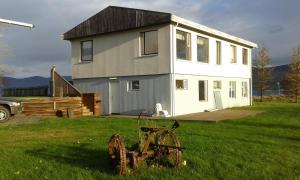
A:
171,15,258,48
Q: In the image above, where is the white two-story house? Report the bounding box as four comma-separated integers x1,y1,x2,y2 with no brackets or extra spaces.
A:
63,6,257,116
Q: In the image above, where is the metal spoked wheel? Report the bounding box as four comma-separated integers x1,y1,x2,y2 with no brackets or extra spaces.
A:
0,106,10,123
158,130,182,167
108,134,127,175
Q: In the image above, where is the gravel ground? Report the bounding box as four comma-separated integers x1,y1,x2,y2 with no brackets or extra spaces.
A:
0,114,48,125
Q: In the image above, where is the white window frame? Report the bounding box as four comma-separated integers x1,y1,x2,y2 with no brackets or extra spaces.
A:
176,79,188,90
176,30,191,60
229,81,236,98
197,36,209,63
242,81,248,97
81,40,93,62
213,80,222,90
127,80,140,92
230,45,237,63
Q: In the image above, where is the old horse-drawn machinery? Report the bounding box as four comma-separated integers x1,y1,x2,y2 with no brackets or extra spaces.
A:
108,117,184,175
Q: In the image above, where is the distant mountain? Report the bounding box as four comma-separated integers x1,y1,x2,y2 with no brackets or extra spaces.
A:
1,76,72,88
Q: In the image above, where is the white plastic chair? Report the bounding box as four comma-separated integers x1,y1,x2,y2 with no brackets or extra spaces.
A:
155,103,170,117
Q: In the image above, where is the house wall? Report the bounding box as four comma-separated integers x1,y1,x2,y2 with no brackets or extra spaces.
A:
73,74,171,115
173,74,251,116
170,25,253,116
71,25,171,79
69,23,255,117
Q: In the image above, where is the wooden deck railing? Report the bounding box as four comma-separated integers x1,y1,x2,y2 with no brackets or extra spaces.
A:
50,66,81,97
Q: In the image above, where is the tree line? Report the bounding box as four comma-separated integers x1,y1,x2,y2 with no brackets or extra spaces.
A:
254,45,300,103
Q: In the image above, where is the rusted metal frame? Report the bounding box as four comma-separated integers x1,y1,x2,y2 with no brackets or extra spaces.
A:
141,131,156,154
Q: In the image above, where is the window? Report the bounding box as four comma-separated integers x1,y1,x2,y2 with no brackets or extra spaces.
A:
197,36,209,63
242,48,248,65
230,45,237,63
176,79,188,90
216,41,221,65
213,81,222,89
229,81,236,98
81,40,93,61
140,30,158,55
128,80,140,91
242,81,248,97
199,80,207,101
176,30,191,60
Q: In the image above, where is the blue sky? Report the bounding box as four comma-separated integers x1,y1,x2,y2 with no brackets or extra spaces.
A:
0,0,299,78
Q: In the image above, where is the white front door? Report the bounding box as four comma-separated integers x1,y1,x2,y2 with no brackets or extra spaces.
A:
110,81,120,114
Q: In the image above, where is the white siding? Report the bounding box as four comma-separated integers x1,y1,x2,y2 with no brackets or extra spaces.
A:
173,74,251,116
172,26,252,78
74,74,171,115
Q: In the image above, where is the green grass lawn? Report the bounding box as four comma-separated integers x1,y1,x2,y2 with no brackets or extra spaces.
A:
0,102,299,180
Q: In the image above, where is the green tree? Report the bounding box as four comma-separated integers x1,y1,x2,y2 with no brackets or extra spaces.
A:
254,47,272,102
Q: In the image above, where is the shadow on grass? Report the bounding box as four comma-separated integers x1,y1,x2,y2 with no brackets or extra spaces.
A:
25,143,115,175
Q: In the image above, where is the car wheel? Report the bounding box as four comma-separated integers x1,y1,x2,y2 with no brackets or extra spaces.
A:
0,106,10,123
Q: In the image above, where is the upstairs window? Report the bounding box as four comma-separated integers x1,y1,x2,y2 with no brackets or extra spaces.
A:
197,36,209,63
128,80,140,91
176,30,191,60
230,45,237,63
81,40,93,61
242,81,248,97
216,41,221,65
176,79,188,90
229,81,236,98
243,48,248,65
140,30,158,55
199,80,207,101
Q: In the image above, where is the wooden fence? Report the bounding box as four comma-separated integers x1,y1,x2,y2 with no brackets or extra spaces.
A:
22,97,83,117
2,86,49,97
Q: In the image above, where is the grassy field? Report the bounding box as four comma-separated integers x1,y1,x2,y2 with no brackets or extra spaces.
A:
0,102,299,180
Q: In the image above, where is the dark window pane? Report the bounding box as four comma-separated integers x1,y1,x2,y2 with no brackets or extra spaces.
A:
144,31,158,54
199,81,205,101
230,45,236,63
243,48,248,65
132,81,140,90
176,30,190,60
216,41,221,64
197,36,209,63
81,41,93,61
141,31,158,55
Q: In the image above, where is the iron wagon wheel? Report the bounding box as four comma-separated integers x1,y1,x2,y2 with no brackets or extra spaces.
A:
157,130,182,167
108,134,127,175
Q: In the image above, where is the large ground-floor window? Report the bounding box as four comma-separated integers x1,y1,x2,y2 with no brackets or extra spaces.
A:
199,80,207,101
242,81,248,97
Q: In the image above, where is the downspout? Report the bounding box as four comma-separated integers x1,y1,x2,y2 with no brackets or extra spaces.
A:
170,24,174,116
170,22,179,116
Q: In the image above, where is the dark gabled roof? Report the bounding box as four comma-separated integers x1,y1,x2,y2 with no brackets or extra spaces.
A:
63,6,172,40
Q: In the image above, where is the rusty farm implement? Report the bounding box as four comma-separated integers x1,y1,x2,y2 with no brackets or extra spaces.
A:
108,118,184,175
